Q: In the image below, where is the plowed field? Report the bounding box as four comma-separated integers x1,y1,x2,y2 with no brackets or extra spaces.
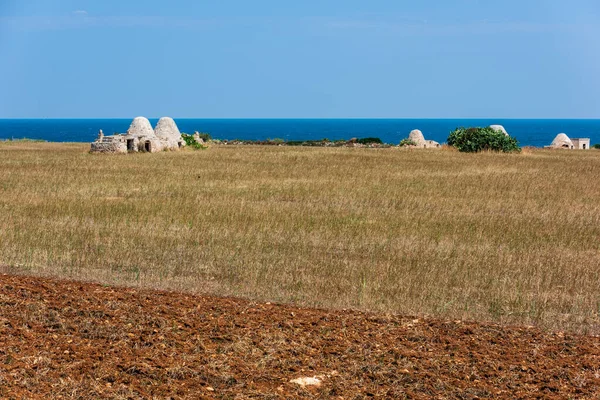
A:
1,274,599,399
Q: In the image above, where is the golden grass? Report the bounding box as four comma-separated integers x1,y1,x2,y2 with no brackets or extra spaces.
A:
1,142,600,332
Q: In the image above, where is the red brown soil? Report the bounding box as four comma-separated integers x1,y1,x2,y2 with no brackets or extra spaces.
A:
1,274,599,399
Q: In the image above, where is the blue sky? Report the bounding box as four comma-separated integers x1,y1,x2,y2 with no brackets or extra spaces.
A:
0,0,599,118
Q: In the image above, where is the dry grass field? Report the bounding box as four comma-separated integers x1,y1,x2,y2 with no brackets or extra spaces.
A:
1,142,600,333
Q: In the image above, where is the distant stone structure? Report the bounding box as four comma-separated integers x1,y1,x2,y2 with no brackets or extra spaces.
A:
548,133,573,149
489,125,509,136
571,138,590,150
546,133,590,150
407,129,440,148
154,117,184,151
90,117,185,154
90,130,127,153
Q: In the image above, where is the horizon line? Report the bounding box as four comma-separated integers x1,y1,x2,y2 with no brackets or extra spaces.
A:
2,117,600,120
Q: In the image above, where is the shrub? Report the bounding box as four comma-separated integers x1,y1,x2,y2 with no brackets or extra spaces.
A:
181,133,207,150
195,132,212,142
399,138,416,147
4,138,47,143
447,127,520,153
356,137,383,144
267,138,285,144
592,144,600,149
286,140,323,146
286,139,337,146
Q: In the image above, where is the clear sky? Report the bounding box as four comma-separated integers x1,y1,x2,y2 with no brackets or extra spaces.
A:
0,0,599,118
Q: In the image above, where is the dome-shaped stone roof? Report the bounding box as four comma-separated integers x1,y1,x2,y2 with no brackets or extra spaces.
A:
408,129,426,146
489,125,509,136
154,117,181,139
126,117,155,137
551,133,573,148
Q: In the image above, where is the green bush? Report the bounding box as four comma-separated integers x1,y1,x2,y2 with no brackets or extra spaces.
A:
356,137,383,144
267,138,285,144
181,133,207,150
195,132,211,142
592,144,600,149
447,127,520,153
3,138,47,143
399,138,416,147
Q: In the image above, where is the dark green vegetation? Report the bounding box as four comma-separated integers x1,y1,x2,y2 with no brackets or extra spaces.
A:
399,138,417,147
356,137,383,144
0,138,47,143
194,132,212,142
181,133,208,150
448,127,520,153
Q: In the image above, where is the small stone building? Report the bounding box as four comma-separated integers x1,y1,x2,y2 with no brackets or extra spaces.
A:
546,133,590,150
548,133,574,149
407,129,440,148
90,117,185,154
489,125,509,136
571,138,590,150
89,130,127,153
154,117,185,151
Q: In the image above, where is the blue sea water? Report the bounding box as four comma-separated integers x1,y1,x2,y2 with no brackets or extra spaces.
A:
1,119,600,147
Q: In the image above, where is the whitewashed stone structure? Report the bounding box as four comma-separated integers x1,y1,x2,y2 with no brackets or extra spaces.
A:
489,125,509,136
548,133,574,149
90,117,185,153
570,138,590,150
90,129,127,153
124,117,162,153
154,117,184,150
407,129,440,148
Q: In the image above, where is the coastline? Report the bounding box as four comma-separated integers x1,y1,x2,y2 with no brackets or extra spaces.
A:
2,118,600,147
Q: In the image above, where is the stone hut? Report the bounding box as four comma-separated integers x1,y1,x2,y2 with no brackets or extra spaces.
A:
154,117,185,150
123,117,162,153
489,125,509,136
548,133,575,149
571,138,590,150
407,129,440,148
90,116,185,153
546,133,590,150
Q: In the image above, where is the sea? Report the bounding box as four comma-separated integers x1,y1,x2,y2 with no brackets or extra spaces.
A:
1,119,600,147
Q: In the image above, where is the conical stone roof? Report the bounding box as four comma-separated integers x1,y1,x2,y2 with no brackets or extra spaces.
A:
154,117,181,139
408,129,426,146
551,133,573,148
127,117,155,137
489,125,509,136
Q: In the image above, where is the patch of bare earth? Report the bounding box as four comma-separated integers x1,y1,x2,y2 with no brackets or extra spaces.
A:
1,274,599,399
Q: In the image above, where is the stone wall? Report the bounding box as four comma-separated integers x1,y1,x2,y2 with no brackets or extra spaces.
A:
90,141,127,154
